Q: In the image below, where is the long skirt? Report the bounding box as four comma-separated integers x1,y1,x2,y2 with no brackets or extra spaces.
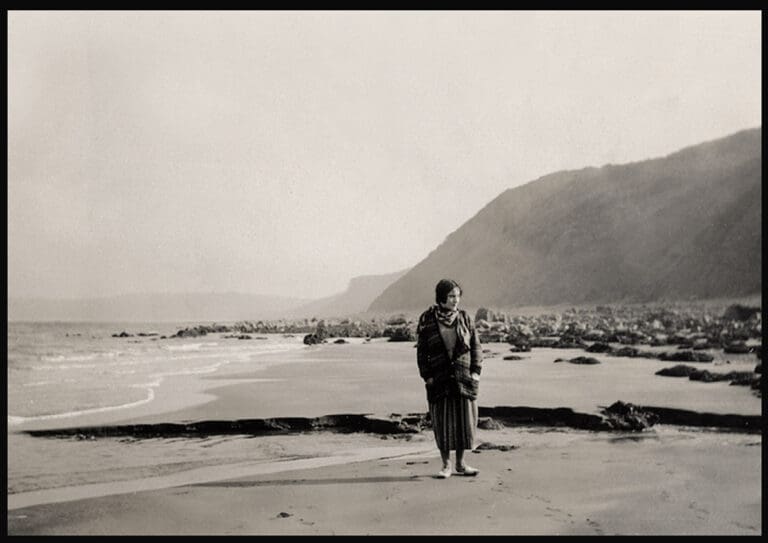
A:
429,395,478,451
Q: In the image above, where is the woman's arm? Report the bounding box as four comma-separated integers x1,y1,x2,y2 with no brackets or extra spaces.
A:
468,314,483,378
416,314,432,382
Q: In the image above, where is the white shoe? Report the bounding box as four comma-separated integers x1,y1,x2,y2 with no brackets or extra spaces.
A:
437,465,452,479
456,464,479,476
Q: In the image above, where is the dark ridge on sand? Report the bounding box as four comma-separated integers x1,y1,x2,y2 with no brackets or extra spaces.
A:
21,403,760,440
638,406,762,432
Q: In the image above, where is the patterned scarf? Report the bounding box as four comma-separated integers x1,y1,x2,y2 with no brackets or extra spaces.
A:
432,304,471,349
434,304,459,327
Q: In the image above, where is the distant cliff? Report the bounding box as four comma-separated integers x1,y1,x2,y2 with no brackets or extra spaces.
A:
370,127,762,311
285,269,410,319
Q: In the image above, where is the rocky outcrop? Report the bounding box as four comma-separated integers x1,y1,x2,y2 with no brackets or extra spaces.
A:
554,356,601,365
303,333,326,345
586,342,613,353
638,406,760,432
475,442,518,451
25,413,432,440
600,401,660,431
25,400,761,441
385,326,416,342
723,304,760,321
612,347,657,359
658,351,714,362
656,365,756,385
477,417,505,430
723,341,755,354
656,365,698,377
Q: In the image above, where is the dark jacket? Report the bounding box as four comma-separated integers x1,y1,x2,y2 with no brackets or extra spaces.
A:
416,307,483,403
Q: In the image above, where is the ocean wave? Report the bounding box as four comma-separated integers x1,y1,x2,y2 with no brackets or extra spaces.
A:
162,342,219,352
9,342,306,426
31,358,156,371
22,379,77,387
39,351,121,363
7,387,155,427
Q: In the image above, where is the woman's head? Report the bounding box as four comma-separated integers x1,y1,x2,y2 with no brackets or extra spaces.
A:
435,279,462,309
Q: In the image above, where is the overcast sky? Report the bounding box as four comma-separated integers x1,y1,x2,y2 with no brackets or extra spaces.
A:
8,10,762,300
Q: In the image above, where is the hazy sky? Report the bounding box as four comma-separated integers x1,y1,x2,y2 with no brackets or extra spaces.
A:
8,11,762,300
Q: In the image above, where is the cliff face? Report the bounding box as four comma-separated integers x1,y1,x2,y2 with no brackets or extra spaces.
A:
285,269,410,318
370,128,762,312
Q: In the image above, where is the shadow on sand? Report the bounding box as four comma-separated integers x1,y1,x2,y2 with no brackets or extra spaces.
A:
191,475,424,487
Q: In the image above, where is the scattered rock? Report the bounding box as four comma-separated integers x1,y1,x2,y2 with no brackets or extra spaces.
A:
303,333,326,345
658,351,714,363
475,442,518,451
567,356,601,365
503,355,524,361
601,401,660,431
386,326,416,342
656,365,697,377
723,341,753,354
478,417,504,430
723,304,760,321
657,365,754,385
333,339,349,344
530,338,559,348
111,331,134,338
553,338,587,349
277,512,293,518
728,374,760,387
555,356,600,364
586,342,613,353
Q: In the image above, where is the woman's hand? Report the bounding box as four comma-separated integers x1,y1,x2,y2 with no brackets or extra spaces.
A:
471,373,480,381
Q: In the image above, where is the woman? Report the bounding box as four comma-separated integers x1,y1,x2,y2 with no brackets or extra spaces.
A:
416,278,482,479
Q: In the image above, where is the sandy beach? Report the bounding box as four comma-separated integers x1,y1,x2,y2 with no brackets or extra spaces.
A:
7,339,762,535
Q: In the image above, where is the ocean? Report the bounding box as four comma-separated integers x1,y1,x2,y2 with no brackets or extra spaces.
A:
7,321,308,427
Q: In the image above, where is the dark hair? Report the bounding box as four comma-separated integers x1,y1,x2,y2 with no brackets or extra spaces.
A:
435,279,462,304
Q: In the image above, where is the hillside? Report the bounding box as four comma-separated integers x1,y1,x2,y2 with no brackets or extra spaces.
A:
370,128,762,312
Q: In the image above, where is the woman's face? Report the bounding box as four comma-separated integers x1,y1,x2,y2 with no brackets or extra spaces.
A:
442,287,461,310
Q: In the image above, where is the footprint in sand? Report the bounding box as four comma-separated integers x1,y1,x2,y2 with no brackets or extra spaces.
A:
688,501,709,519
731,521,757,532
527,494,551,504
586,518,604,535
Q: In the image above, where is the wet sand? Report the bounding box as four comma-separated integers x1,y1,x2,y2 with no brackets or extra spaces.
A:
8,426,761,535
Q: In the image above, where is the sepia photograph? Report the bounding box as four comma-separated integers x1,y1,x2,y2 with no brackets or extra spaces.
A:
6,10,762,535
